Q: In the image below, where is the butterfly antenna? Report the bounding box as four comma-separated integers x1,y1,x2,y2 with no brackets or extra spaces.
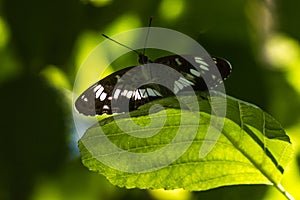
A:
142,17,153,56
102,34,140,56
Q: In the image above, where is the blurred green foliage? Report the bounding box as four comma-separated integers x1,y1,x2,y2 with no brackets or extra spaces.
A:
0,0,299,199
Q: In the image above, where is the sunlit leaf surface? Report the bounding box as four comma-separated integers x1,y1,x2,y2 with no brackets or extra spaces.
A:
79,93,292,195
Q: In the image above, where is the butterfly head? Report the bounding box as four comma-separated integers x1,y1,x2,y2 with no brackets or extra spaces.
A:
138,54,150,64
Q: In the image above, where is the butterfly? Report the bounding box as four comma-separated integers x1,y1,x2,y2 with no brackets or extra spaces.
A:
75,53,232,116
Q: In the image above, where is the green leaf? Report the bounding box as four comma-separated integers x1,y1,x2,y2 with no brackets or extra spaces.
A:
78,92,293,199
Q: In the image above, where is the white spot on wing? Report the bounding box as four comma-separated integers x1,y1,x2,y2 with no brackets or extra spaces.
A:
134,90,141,100
175,80,184,90
84,97,88,102
153,89,162,96
195,57,209,66
139,89,148,98
174,86,179,94
103,105,109,110
126,90,133,98
114,89,121,99
95,89,102,99
93,84,102,92
94,85,104,98
99,92,107,101
190,69,201,77
121,90,128,96
178,77,194,86
146,88,156,96
200,65,209,71
175,58,182,65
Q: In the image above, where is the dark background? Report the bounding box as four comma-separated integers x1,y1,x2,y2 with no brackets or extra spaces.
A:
0,0,299,199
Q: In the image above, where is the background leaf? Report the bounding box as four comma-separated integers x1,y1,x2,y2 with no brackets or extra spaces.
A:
1,0,299,199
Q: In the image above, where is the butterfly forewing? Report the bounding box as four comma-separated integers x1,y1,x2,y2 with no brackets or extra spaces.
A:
75,67,133,115
75,66,167,115
155,55,231,91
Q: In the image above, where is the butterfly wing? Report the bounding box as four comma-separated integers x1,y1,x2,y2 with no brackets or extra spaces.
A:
154,55,232,91
75,66,166,116
75,55,231,116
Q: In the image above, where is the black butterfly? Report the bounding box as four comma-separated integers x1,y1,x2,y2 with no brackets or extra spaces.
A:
75,53,232,116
